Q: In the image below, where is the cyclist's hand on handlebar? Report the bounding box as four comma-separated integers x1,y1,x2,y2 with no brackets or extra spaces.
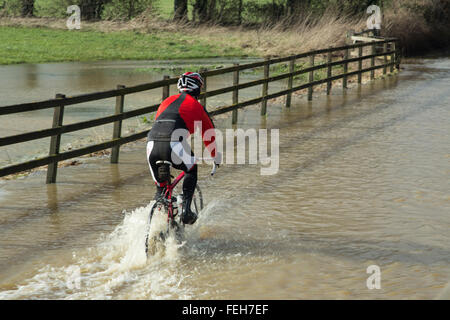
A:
211,152,222,176
210,162,219,176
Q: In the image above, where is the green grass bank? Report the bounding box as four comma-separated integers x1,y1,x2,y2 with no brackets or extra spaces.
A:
0,25,251,65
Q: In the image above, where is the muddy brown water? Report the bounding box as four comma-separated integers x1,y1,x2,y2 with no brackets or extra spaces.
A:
0,58,449,299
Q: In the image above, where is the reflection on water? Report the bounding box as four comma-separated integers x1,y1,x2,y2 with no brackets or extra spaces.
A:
0,58,263,106
0,58,449,299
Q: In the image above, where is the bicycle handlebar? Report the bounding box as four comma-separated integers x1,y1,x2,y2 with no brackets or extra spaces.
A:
196,157,219,176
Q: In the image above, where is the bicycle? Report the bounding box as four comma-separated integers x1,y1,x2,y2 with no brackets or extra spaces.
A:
145,160,218,257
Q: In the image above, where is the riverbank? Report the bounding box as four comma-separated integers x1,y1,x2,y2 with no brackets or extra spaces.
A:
0,10,368,65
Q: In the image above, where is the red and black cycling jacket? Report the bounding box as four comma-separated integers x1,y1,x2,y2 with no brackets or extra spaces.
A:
147,92,217,158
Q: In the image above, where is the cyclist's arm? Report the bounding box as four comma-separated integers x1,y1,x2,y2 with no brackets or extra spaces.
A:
196,101,222,164
199,107,217,159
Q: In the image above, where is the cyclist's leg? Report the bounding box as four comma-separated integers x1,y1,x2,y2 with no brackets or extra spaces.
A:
181,164,197,199
171,161,197,200
180,165,198,225
147,140,172,200
170,141,198,224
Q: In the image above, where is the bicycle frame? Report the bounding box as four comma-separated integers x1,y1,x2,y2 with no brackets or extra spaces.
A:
146,163,214,256
161,171,185,222
156,162,216,223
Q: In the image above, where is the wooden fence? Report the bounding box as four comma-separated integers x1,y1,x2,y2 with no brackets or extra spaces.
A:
0,37,400,183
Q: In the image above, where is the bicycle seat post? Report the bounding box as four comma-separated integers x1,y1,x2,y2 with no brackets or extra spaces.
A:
156,160,172,185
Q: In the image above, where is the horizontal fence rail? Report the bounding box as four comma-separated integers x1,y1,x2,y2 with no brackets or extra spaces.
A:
0,37,400,182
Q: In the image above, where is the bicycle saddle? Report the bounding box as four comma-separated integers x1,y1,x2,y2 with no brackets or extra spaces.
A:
156,160,173,182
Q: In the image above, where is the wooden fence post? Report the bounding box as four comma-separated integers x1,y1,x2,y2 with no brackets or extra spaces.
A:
232,64,239,124
308,54,314,101
358,45,363,84
370,43,375,80
261,57,270,116
395,40,401,70
390,41,395,73
383,43,388,75
46,93,65,184
162,75,170,100
327,50,332,95
343,48,349,89
201,69,207,107
110,85,125,164
286,57,295,107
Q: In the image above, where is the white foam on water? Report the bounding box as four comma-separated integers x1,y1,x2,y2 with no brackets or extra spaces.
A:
435,280,450,300
0,201,194,300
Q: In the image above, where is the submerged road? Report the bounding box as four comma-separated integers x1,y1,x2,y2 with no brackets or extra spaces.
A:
0,57,449,299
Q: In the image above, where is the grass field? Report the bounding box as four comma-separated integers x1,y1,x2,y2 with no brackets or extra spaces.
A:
0,26,249,65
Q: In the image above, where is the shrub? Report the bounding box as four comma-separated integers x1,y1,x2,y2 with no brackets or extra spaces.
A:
102,0,154,21
0,0,25,16
34,0,71,18
34,0,110,20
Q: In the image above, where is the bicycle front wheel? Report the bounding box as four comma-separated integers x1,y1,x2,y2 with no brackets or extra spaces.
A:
191,184,204,216
175,184,204,223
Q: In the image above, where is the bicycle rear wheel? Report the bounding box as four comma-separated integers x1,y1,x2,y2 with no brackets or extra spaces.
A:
145,185,204,258
145,200,167,257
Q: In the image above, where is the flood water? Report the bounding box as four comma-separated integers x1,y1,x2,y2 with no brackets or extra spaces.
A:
0,57,449,299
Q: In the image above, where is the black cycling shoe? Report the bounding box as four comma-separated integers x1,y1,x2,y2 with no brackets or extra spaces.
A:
181,197,197,225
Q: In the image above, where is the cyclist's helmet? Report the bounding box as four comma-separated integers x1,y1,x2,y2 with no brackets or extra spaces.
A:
177,72,204,98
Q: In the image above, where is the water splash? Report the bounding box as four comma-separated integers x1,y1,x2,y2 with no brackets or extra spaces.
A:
435,281,450,300
0,202,192,300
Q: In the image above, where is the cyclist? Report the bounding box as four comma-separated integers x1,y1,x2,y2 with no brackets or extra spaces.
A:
146,72,220,225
